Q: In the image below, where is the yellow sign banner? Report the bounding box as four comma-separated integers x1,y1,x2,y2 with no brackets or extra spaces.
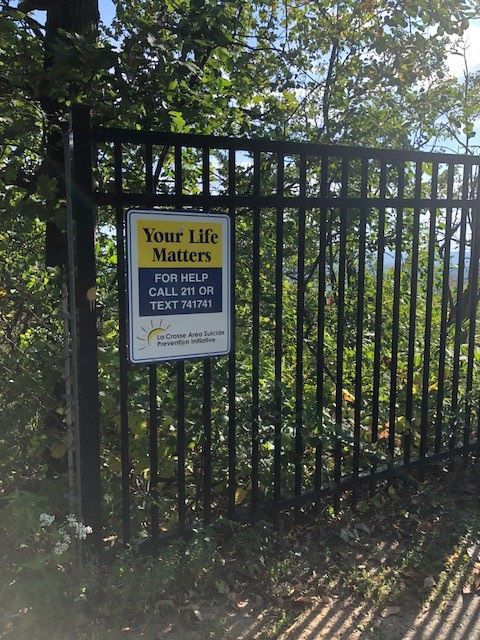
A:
137,219,223,268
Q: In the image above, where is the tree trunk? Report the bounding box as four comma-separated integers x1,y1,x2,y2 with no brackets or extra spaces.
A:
36,0,99,266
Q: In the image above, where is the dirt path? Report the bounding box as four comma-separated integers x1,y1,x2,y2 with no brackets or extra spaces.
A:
168,473,480,640
277,593,480,640
218,585,480,640
157,534,480,640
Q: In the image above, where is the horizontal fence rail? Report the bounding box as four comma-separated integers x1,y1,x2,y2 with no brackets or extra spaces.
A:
72,108,480,546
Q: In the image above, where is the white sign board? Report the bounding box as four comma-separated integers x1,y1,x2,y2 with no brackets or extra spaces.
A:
126,210,231,363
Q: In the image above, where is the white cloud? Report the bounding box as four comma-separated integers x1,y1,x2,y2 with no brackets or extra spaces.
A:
446,19,480,78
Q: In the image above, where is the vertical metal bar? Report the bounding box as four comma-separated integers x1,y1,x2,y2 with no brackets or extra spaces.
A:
227,148,237,518
405,163,422,463
177,361,186,529
251,151,261,512
387,162,405,464
474,172,480,454
145,143,159,544
315,155,328,502
202,147,212,524
148,366,158,543
450,163,470,455
274,153,284,505
371,163,387,451
174,145,187,530
419,163,438,463
334,158,349,506
352,159,368,502
145,143,153,195
63,160,87,561
61,279,76,512
315,443,323,503
113,140,130,545
65,105,102,543
402,432,411,474
294,155,306,520
464,171,479,455
174,145,182,196
202,359,212,523
434,164,454,454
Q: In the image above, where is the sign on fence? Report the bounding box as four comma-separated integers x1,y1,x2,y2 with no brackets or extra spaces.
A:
126,210,231,363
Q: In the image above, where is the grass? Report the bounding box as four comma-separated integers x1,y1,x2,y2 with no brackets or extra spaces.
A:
2,461,480,639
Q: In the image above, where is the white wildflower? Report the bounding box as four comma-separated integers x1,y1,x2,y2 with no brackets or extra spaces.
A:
53,541,69,555
66,515,93,539
77,523,93,540
39,513,55,526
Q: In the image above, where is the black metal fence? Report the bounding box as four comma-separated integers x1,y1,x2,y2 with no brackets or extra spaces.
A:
66,105,480,547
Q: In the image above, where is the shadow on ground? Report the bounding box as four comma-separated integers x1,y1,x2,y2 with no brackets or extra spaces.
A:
203,465,480,640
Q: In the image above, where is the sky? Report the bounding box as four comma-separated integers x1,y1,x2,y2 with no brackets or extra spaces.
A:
99,0,116,26
445,18,480,78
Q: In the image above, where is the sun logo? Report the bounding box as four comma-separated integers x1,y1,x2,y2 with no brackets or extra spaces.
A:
137,320,171,350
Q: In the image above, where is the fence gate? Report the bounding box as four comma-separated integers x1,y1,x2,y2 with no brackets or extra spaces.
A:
66,104,480,547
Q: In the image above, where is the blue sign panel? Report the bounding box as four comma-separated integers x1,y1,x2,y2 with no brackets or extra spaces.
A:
138,267,222,316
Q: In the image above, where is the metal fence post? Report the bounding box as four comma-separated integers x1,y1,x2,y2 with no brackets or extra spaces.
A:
66,104,102,544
